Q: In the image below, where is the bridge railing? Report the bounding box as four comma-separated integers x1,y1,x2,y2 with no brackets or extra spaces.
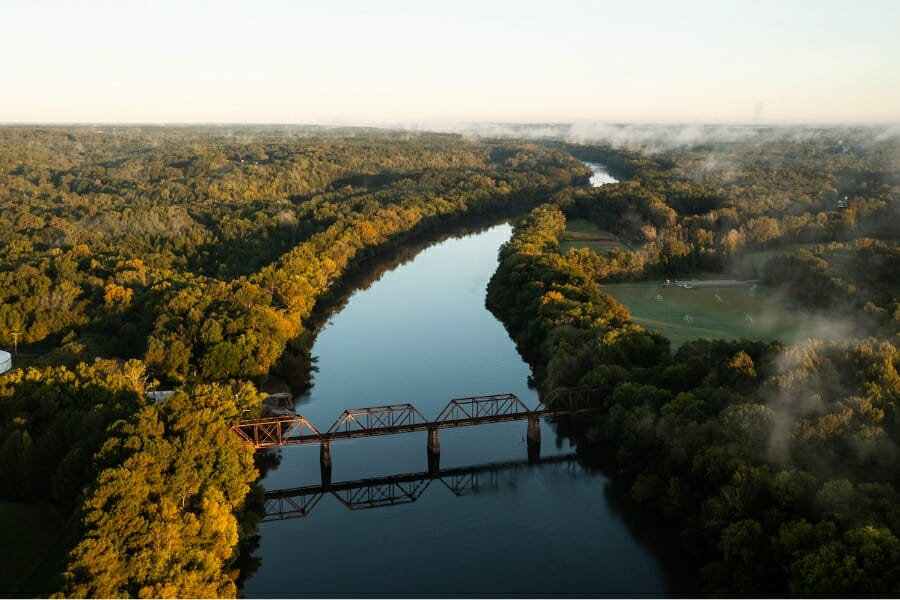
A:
231,387,610,449
537,385,609,414
327,403,429,435
231,415,322,447
434,393,532,423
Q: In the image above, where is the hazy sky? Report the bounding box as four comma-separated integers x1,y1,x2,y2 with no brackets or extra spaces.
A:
3,0,899,125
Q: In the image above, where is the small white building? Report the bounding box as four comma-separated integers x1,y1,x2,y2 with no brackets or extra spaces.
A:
0,350,11,375
147,390,175,403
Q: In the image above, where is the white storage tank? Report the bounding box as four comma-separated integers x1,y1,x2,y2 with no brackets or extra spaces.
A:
0,350,11,375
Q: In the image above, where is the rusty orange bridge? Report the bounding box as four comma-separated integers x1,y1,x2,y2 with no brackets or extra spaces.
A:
232,387,605,468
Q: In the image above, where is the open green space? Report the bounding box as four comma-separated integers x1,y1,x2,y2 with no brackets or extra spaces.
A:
560,218,630,253
602,281,836,348
0,501,66,597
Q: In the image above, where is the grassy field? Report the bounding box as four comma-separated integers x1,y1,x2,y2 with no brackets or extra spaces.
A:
560,218,630,254
0,501,66,596
602,281,836,348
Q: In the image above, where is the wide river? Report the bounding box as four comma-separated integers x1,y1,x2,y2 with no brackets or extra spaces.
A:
242,165,683,597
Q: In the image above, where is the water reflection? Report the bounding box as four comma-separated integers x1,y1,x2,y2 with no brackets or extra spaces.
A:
282,210,532,399
262,454,580,521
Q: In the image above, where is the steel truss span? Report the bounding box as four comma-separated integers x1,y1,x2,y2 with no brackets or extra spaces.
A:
232,387,607,450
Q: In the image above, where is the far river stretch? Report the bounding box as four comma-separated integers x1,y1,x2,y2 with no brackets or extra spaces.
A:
242,164,684,597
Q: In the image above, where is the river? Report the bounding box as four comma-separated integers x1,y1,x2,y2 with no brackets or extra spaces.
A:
241,164,682,597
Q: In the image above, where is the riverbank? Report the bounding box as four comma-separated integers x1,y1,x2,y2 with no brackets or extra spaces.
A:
485,193,900,595
265,191,578,395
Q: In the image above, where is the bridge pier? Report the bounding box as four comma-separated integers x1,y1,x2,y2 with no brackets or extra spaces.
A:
428,449,441,476
427,428,440,455
320,441,332,469
320,462,332,489
526,414,541,444
527,437,541,463
526,415,541,462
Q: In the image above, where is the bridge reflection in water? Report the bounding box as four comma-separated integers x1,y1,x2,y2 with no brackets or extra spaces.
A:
261,454,583,522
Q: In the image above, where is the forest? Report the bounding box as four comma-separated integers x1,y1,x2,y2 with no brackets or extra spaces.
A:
487,128,900,595
0,124,898,596
0,126,587,596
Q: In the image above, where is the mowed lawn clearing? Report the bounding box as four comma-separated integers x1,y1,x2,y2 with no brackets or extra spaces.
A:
560,219,630,253
601,281,838,348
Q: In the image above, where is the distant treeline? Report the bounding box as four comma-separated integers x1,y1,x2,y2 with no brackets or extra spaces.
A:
545,134,899,337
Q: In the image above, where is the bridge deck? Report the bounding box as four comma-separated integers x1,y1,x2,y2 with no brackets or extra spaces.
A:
232,389,605,449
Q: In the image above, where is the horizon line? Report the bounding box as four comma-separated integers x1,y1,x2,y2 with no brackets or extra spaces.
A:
1,120,899,129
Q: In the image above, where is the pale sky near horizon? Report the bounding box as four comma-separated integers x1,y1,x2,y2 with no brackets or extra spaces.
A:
3,0,899,125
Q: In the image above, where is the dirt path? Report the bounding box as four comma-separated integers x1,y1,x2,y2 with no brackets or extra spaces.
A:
670,279,761,288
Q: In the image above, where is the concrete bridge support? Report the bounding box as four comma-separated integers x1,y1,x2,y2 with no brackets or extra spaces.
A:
320,462,332,489
527,437,541,463
526,415,541,463
427,428,440,455
526,415,541,444
428,449,441,476
320,441,332,469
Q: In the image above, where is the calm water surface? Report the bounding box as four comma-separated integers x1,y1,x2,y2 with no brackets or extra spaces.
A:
242,166,677,597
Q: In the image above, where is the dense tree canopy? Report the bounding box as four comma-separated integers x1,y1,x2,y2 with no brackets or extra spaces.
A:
487,127,900,595
0,125,587,596
0,126,587,382
1,125,896,596
549,131,899,290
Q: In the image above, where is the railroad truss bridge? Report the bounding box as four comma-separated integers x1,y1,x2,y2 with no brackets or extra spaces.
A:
231,386,607,469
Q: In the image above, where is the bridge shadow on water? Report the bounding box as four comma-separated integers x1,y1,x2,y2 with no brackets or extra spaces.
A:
261,453,579,521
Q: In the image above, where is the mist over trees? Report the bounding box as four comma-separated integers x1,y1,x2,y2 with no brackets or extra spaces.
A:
488,128,900,595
